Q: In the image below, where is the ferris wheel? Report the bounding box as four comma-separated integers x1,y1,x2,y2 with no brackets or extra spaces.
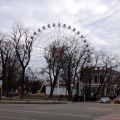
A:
29,23,88,72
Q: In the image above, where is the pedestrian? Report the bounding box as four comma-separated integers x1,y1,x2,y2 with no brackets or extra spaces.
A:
45,93,47,101
59,94,63,101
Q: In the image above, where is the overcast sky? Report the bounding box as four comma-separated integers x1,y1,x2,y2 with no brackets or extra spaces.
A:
0,0,120,55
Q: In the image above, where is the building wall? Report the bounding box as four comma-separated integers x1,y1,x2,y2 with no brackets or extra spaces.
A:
46,86,68,95
82,67,118,97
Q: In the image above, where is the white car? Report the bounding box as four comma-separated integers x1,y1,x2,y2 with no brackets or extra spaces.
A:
99,97,111,103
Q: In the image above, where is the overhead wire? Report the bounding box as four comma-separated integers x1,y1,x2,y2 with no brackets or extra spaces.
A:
86,0,119,32
85,0,120,38
83,0,120,54
109,43,120,53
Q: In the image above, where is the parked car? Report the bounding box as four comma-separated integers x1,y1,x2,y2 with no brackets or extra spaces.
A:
114,96,120,103
6,92,18,97
99,97,111,103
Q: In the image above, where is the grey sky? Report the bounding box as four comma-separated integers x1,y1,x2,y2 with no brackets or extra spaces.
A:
0,0,120,55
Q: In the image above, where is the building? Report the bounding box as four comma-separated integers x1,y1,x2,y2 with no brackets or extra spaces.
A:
81,66,120,98
40,66,120,98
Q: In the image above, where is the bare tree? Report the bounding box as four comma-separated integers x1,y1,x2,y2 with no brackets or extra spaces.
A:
41,41,65,98
6,53,21,92
0,32,21,95
8,22,37,95
58,38,92,100
114,73,120,96
93,51,120,97
0,32,9,95
65,46,90,99
82,50,103,97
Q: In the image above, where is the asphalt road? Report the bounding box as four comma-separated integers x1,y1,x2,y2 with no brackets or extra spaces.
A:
0,102,120,120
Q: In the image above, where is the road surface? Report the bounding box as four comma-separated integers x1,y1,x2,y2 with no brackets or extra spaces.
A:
0,102,120,120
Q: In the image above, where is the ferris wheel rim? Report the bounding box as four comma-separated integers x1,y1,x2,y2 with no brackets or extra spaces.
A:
29,23,88,71
32,23,85,38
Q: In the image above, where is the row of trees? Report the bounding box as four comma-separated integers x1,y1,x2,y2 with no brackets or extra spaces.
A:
41,34,120,99
0,22,39,95
0,22,120,99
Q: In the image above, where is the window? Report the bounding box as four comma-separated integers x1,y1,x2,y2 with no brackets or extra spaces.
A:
99,67,103,70
94,68,97,70
100,75,104,83
92,87,97,93
107,88,110,93
94,75,97,83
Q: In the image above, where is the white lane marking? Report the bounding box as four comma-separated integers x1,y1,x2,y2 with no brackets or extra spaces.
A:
24,111,47,114
0,109,91,118
20,118,27,120
0,116,6,117
49,112,91,117
0,109,23,112
9,117,16,119
24,111,91,117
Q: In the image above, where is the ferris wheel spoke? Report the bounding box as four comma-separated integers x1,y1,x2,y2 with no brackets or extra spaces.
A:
37,29,51,47
65,26,75,42
45,27,55,44
50,27,56,43
44,27,55,43
33,35,49,49
42,29,53,45
58,25,65,44
57,23,61,42
62,26,68,40
54,26,58,42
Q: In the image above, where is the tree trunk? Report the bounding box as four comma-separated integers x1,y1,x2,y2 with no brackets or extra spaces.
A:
21,67,25,96
2,69,7,96
49,86,54,98
93,83,102,97
102,80,108,97
68,86,71,100
88,82,91,97
106,85,108,96
49,78,57,98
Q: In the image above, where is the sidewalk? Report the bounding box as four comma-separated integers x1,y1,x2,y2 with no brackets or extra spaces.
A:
0,96,69,104
0,96,99,104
